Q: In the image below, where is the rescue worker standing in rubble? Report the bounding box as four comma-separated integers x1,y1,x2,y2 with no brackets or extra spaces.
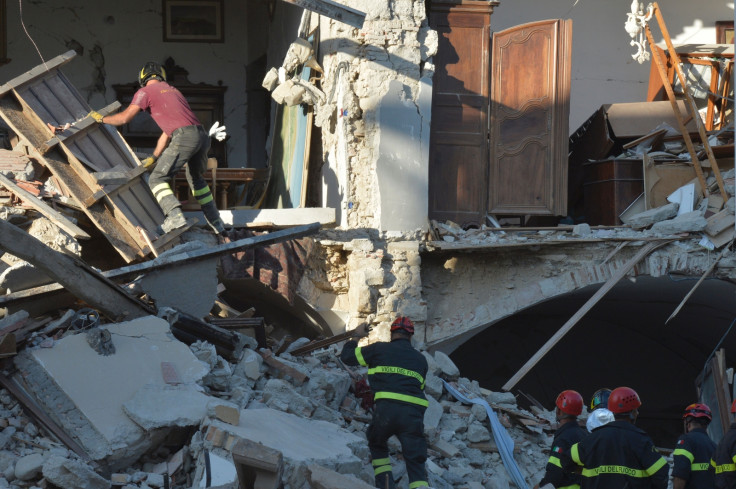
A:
88,62,226,236
586,388,614,432
711,399,736,488
340,316,430,489
672,403,715,489
563,386,668,489
534,390,588,489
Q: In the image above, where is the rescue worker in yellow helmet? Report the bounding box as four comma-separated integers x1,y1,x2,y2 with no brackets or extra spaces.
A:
340,316,429,489
534,390,588,489
711,399,736,488
672,403,715,489
586,388,614,432
89,62,225,236
563,386,668,489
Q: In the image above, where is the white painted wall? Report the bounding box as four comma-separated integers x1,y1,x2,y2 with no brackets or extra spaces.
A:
0,0,258,167
490,0,734,132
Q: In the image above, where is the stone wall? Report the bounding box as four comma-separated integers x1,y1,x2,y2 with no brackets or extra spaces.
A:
313,0,437,231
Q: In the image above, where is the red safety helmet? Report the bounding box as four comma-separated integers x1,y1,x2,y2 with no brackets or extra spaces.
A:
731,399,736,413
608,387,642,414
390,316,415,335
682,403,712,421
556,390,584,416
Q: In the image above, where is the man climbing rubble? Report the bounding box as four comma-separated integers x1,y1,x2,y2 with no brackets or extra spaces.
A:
712,399,736,488
672,403,716,489
88,61,226,236
563,386,669,489
340,316,430,489
534,389,588,489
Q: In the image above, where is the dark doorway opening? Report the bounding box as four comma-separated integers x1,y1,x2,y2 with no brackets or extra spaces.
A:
451,275,736,446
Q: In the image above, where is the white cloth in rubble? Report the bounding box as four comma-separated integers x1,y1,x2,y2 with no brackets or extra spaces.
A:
586,407,615,432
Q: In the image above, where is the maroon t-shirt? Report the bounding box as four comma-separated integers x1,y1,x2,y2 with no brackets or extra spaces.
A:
131,81,200,136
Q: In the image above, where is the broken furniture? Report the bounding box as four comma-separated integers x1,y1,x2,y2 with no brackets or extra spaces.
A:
0,51,177,262
173,167,270,210
648,43,733,131
570,101,701,225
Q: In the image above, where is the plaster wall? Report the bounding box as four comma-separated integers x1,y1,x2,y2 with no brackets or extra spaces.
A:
313,0,436,232
0,0,257,167
490,0,734,133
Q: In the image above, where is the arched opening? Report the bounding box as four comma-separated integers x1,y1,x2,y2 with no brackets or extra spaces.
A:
451,275,736,446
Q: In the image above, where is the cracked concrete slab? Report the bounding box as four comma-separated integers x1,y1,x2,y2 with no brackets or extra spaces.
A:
205,407,363,465
14,316,209,467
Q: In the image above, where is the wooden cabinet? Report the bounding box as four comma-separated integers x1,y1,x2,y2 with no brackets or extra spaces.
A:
428,3,572,226
428,1,497,226
113,58,228,166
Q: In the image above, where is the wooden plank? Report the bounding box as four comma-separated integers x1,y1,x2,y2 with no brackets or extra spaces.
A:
502,239,674,391
0,222,322,310
0,173,90,239
93,164,147,186
649,3,728,198
44,101,122,152
0,50,76,95
705,209,735,236
665,244,732,324
0,219,154,321
258,349,309,384
279,0,365,28
644,22,710,197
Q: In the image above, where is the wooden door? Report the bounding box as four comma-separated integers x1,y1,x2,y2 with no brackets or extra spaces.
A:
428,1,498,226
489,19,572,216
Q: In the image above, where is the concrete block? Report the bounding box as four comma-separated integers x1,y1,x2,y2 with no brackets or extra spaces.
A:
622,202,679,229
431,438,460,458
650,210,707,234
123,384,230,430
213,404,240,426
307,464,375,489
14,316,209,467
433,351,460,379
42,455,111,489
205,408,363,466
14,453,44,481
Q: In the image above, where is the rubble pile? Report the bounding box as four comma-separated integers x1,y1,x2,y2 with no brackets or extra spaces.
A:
0,316,560,489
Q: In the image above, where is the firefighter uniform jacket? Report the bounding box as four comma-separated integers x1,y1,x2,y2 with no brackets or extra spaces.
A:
712,423,736,489
539,420,588,489
566,420,669,489
340,337,428,408
672,427,715,489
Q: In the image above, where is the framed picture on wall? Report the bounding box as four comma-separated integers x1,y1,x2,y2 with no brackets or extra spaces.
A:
163,0,224,43
716,20,734,44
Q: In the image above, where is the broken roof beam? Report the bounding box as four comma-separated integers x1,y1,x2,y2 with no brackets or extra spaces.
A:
280,0,365,28
502,239,675,391
0,219,155,321
0,222,322,312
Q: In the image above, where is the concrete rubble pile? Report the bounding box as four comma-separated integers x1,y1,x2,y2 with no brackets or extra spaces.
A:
0,311,565,489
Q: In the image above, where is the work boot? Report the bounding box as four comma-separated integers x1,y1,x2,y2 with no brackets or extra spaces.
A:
160,207,187,233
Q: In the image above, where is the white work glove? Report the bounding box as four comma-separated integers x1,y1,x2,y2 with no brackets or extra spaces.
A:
208,121,227,142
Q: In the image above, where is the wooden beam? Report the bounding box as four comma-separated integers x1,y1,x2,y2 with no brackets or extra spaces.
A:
0,222,322,310
502,240,674,391
0,51,77,96
279,0,365,28
0,173,90,239
648,3,728,198
0,219,155,321
93,164,147,186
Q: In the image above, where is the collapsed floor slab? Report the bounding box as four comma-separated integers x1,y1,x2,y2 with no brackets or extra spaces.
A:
204,407,363,466
13,316,210,468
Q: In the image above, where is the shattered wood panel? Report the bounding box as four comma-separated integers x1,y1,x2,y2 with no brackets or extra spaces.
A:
0,51,169,261
428,2,496,226
489,19,571,216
